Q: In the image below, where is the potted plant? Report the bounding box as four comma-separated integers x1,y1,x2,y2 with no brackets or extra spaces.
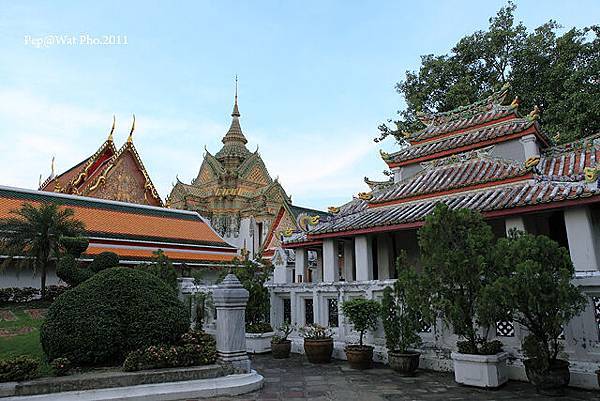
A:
300,324,333,363
381,252,432,376
486,232,587,395
419,204,509,388
271,322,294,359
341,298,381,370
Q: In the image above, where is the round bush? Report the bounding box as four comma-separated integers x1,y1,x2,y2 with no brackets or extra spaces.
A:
41,267,189,366
88,252,120,273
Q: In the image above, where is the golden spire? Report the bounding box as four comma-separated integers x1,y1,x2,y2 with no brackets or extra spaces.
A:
232,75,240,117
108,115,115,142
38,174,42,188
50,155,56,178
127,114,135,143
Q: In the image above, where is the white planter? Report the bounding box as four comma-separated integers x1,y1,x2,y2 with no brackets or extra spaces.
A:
451,351,509,388
246,332,275,354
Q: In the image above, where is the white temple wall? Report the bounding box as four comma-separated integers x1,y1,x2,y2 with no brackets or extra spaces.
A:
0,265,61,289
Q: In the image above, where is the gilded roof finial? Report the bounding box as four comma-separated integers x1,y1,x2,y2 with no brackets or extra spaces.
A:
50,155,56,179
38,174,42,189
108,115,115,142
232,75,240,117
127,114,136,143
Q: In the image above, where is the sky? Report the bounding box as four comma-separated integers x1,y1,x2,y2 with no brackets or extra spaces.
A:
0,1,598,211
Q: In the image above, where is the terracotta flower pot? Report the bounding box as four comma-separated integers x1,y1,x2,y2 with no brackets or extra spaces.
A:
524,358,570,396
388,350,420,376
304,338,333,363
271,340,291,359
345,345,373,370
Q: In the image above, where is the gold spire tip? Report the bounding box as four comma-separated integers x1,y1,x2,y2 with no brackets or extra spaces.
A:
108,115,115,141
127,114,135,143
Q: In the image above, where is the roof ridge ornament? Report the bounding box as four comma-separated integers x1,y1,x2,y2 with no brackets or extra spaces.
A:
108,115,116,142
127,114,136,143
50,155,56,179
232,75,240,117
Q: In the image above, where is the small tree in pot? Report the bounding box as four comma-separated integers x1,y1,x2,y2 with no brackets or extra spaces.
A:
300,324,334,363
486,232,586,395
271,322,294,359
381,252,432,375
419,204,508,387
341,298,381,370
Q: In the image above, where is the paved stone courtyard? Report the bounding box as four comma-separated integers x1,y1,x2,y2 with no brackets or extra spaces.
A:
200,354,598,401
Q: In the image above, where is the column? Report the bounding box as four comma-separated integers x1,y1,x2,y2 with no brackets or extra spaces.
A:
564,206,600,272
343,240,354,281
323,239,340,282
212,273,250,373
520,134,540,159
314,249,323,283
376,234,392,280
295,248,307,283
505,215,526,236
355,235,373,281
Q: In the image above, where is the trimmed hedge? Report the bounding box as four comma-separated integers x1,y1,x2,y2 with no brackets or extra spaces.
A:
56,252,120,287
0,356,39,382
41,267,189,366
0,287,39,304
88,252,120,273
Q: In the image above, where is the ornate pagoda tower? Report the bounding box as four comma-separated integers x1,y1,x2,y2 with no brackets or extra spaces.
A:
167,86,291,257
39,116,163,207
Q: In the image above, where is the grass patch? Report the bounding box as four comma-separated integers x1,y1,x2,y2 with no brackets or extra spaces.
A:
0,303,52,376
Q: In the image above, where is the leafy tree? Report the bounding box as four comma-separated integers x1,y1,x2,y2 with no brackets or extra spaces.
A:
484,232,586,370
418,203,504,354
341,298,381,347
0,202,85,298
378,2,599,144
136,249,178,290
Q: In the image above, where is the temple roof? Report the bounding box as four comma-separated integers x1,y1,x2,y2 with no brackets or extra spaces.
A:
0,186,237,265
215,90,251,161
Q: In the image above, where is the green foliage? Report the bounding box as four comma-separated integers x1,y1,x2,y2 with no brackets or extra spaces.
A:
88,252,120,273
457,339,503,356
378,2,600,144
42,285,69,303
484,232,586,370
192,291,213,328
381,252,431,353
419,203,504,354
135,250,178,290
299,324,333,340
0,202,85,298
246,322,273,333
50,357,71,376
40,267,189,366
122,330,216,372
272,322,294,344
58,236,89,258
341,298,381,347
0,287,40,304
218,258,272,331
0,355,40,382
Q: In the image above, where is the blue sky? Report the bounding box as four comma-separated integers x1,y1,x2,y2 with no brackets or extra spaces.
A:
0,1,598,210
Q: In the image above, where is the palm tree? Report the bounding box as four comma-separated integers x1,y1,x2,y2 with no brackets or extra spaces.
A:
0,202,85,298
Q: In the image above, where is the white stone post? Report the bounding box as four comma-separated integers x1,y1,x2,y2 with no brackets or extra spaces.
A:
294,248,307,283
505,215,526,235
355,235,373,281
564,206,600,272
520,134,540,159
343,240,354,281
314,249,323,283
212,273,251,373
323,239,340,282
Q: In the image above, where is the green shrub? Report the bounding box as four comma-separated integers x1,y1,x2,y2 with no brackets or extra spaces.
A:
50,357,71,376
59,236,89,258
0,356,40,382
135,250,178,290
88,252,120,273
246,322,273,333
341,298,381,347
0,287,40,304
43,285,70,303
122,330,216,372
41,267,189,366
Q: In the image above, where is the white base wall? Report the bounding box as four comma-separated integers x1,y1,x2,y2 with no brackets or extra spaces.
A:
0,266,62,289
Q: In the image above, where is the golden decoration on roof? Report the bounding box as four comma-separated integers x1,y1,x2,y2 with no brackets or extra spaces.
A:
402,131,411,138
358,192,372,200
525,156,541,170
584,167,598,183
127,114,136,143
108,115,115,142
510,96,520,108
281,228,294,237
527,105,540,121
50,156,56,178
379,149,390,160
328,206,340,214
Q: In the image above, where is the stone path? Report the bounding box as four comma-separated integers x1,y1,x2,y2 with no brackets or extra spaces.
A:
191,354,599,401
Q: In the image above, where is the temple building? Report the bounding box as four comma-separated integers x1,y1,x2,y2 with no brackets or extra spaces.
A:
39,116,163,207
266,84,600,388
167,89,324,259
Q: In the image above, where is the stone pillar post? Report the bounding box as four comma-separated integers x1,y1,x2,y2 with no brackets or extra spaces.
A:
323,239,340,282
355,235,373,281
314,249,323,283
376,234,392,280
294,248,307,283
505,215,526,236
564,206,600,272
520,134,540,159
212,274,250,373
343,240,354,281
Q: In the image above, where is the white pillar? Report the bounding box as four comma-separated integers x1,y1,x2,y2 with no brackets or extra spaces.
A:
355,235,373,281
505,215,526,236
343,240,354,282
294,248,307,283
564,206,600,272
377,235,392,280
520,134,540,159
323,239,340,283
314,249,323,283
